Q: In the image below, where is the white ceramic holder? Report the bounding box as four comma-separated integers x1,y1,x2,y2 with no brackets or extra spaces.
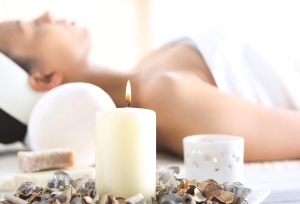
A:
183,134,244,184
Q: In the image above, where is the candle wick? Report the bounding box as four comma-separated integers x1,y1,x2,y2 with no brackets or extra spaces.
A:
126,101,131,107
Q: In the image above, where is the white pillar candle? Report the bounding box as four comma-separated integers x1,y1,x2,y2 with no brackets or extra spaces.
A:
95,81,156,201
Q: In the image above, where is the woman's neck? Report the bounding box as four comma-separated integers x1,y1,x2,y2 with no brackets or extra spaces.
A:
78,62,139,108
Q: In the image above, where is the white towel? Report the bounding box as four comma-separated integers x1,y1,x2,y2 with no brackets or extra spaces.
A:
181,23,300,109
158,1,300,110
0,53,44,124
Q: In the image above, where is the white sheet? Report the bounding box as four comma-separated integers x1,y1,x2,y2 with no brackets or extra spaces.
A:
1,152,300,202
181,23,300,110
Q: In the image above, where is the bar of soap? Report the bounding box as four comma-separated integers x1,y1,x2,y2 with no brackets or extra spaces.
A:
14,167,95,191
18,148,75,173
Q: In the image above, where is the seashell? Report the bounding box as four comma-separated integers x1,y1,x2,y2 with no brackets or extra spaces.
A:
216,191,234,204
33,201,47,204
60,188,68,192
75,175,90,191
204,179,218,185
158,171,171,184
70,193,83,203
151,197,158,204
88,180,95,190
17,181,36,195
177,189,186,197
42,186,53,194
87,189,97,200
33,187,43,193
54,194,67,203
52,199,62,204
167,166,180,176
51,190,63,196
28,193,41,203
115,197,126,201
177,179,189,191
47,179,55,189
156,190,164,201
71,197,83,204
193,188,206,202
64,189,72,202
181,194,196,204
157,186,177,201
125,193,144,203
185,185,196,195
108,194,120,204
165,186,177,195
62,185,76,202
4,194,28,204
160,193,182,204
73,193,83,197
40,193,51,201
204,183,224,199
223,182,252,204
77,188,89,196
50,171,77,189
83,196,95,204
115,197,126,204
156,185,163,192
196,181,208,190
99,194,110,204
188,179,198,187
16,191,32,200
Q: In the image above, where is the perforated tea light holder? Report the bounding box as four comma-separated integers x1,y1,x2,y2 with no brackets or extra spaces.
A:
183,135,244,184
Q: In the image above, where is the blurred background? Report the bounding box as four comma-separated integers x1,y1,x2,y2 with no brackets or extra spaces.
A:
0,0,299,72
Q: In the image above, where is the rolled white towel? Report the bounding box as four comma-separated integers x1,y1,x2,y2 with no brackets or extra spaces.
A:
0,52,44,125
26,82,116,166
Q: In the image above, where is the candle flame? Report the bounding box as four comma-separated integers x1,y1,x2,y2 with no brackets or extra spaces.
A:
125,80,131,107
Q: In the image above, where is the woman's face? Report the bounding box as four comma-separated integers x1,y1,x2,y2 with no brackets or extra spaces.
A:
0,12,92,73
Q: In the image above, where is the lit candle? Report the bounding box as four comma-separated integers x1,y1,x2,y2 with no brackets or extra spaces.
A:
95,80,156,201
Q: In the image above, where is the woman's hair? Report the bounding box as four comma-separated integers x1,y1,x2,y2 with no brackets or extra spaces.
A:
2,51,34,74
0,108,27,143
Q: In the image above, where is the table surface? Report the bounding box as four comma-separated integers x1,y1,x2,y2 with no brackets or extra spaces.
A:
1,152,300,203
156,153,300,204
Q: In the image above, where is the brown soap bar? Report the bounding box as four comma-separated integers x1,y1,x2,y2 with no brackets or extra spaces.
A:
18,148,75,173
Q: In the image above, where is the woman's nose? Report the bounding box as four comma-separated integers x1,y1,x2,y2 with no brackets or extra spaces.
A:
36,11,54,24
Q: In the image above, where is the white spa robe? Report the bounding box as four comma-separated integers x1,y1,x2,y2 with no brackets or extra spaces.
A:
170,24,300,110
155,1,300,110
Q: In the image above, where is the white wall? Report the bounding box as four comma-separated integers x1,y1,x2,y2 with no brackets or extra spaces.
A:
149,0,300,48
1,0,299,71
0,0,141,71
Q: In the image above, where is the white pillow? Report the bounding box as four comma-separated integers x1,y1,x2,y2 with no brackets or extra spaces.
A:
26,82,116,166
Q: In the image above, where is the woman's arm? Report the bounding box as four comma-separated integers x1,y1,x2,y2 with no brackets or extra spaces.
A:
140,70,300,162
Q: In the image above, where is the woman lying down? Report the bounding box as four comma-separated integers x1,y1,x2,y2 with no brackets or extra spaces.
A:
1,12,300,163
